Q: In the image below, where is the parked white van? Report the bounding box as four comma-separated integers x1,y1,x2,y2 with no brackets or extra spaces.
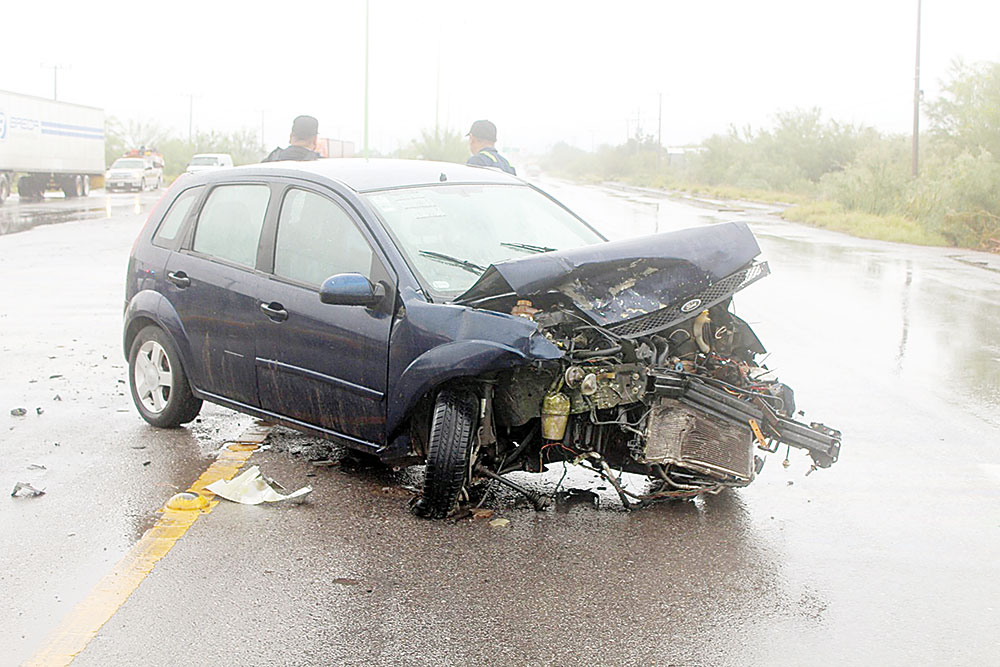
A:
184,153,234,174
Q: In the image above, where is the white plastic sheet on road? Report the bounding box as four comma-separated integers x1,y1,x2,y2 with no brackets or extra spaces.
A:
205,466,311,505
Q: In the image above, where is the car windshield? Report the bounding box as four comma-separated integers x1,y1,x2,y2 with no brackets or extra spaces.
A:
364,184,603,297
190,156,220,166
112,159,144,169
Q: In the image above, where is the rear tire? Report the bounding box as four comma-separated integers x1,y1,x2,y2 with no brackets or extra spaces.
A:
18,176,39,199
62,175,83,198
81,175,90,196
140,177,147,192
128,325,202,428
412,388,478,519
0,174,9,204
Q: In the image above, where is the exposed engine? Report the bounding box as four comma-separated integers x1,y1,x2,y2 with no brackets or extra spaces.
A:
472,267,840,508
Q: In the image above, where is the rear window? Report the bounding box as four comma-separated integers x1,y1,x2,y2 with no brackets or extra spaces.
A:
192,184,271,268
153,186,203,247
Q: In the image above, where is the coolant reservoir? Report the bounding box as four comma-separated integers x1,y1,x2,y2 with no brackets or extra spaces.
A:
541,392,571,440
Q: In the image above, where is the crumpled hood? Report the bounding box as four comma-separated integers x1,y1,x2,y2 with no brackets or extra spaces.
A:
455,222,761,326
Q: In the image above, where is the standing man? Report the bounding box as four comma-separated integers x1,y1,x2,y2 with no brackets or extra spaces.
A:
466,120,516,175
262,115,321,162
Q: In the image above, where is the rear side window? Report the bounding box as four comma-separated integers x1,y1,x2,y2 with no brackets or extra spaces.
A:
153,186,202,247
273,188,374,287
192,184,271,268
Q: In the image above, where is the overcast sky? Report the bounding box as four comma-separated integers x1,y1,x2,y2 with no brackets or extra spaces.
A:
2,0,998,154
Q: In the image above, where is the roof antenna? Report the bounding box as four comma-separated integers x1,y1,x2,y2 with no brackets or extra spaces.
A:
439,172,447,182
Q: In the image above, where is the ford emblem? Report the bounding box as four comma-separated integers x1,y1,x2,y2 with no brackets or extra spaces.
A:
680,298,702,313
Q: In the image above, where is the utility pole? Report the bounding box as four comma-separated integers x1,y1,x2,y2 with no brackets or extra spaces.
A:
259,110,266,152
363,0,370,160
188,94,194,145
434,53,441,141
635,108,641,155
912,0,921,178
41,64,68,101
657,92,663,169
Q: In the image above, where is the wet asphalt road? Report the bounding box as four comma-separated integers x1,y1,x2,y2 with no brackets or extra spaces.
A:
2,182,999,666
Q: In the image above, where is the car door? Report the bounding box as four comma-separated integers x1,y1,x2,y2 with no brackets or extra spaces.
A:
163,182,271,407
255,185,395,445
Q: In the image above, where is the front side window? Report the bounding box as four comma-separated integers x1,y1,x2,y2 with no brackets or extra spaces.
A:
192,184,271,267
153,186,202,247
273,188,374,287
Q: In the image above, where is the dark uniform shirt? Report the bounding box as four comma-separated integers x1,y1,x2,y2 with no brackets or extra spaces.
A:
262,145,321,162
466,147,516,175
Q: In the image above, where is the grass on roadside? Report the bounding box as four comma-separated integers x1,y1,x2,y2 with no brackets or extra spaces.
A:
782,201,948,246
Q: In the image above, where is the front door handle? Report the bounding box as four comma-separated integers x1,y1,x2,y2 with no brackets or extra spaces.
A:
167,271,190,288
260,302,288,322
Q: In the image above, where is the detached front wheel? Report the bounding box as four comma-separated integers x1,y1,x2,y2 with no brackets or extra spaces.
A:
412,388,478,519
128,326,202,428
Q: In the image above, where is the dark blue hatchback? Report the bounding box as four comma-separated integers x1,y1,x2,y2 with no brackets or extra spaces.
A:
125,159,840,518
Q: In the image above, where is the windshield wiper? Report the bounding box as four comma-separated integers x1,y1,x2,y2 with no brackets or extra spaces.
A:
501,241,557,254
418,250,487,275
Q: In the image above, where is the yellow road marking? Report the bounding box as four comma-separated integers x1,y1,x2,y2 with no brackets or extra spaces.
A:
25,424,272,667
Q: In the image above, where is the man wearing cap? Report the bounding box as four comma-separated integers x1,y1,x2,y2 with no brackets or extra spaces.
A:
466,120,516,175
262,115,321,162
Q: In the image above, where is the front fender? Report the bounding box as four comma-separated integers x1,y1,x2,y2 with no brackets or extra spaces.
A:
386,335,561,436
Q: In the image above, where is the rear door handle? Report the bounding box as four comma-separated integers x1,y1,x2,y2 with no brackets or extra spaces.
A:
260,302,288,322
167,271,190,288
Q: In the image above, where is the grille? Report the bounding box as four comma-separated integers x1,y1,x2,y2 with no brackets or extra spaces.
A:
606,261,770,339
642,399,753,481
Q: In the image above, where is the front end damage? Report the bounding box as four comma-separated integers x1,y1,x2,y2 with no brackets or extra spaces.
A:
411,222,841,515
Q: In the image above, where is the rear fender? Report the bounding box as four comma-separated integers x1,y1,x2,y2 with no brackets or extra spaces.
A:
123,290,198,391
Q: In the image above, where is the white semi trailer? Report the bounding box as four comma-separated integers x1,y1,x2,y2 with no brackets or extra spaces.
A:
0,90,105,204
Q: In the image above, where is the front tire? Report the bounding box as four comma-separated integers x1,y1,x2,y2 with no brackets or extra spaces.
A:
412,389,478,519
128,325,202,428
0,174,9,204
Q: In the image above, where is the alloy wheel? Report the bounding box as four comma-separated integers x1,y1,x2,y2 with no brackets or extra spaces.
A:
134,340,173,414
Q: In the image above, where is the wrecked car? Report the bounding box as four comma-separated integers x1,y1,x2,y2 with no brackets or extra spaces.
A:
124,159,840,518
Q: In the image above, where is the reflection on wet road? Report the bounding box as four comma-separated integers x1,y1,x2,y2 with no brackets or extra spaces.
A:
0,190,151,235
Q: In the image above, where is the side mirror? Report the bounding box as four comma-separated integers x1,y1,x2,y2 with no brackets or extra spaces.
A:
319,273,385,307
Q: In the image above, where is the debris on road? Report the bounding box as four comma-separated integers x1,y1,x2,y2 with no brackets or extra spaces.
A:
332,578,360,586
489,518,510,528
205,466,312,505
36,407,44,415
11,482,45,497
53,394,62,401
10,407,27,417
26,464,47,470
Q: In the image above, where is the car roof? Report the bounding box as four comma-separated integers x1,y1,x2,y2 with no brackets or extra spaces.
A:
192,153,231,158
212,158,522,193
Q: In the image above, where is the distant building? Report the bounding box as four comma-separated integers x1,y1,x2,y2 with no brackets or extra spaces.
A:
665,145,706,168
